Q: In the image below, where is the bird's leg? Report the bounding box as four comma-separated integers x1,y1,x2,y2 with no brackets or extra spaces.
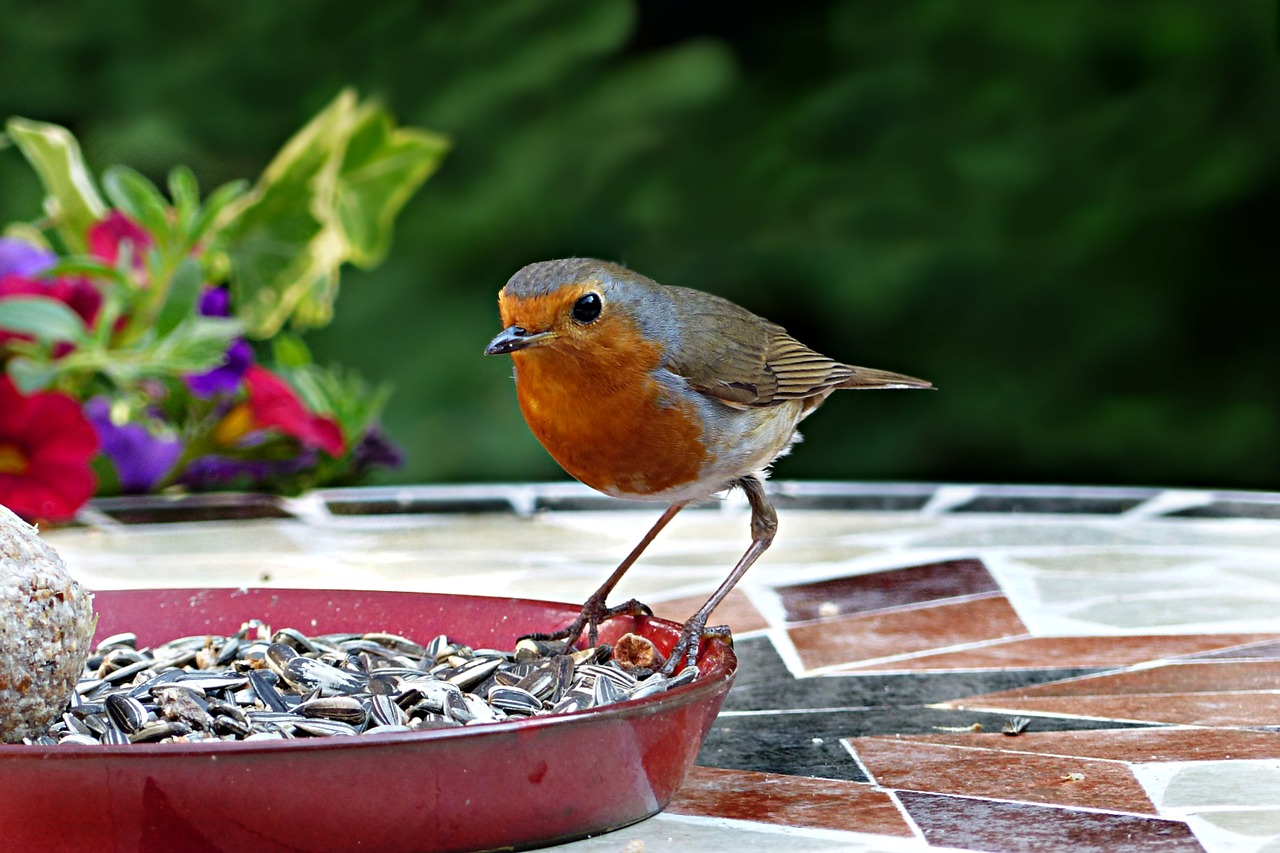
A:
661,475,776,675
526,502,685,650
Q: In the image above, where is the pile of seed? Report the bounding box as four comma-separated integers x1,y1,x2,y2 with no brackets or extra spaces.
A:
23,622,698,746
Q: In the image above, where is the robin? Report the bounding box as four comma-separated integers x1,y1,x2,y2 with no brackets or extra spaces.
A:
485,258,931,672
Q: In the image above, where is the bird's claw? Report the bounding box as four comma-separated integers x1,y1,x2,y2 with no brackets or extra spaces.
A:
523,596,653,651
660,619,732,675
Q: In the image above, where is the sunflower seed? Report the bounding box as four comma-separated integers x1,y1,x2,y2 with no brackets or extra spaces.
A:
592,674,627,708
249,670,290,712
487,686,541,715
361,633,427,657
129,720,190,743
628,674,670,700
96,632,138,651
105,694,149,734
294,719,358,737
281,657,364,695
298,696,367,726
443,656,501,690
100,721,130,745
264,642,299,677
668,666,700,689
370,694,406,727
514,663,558,700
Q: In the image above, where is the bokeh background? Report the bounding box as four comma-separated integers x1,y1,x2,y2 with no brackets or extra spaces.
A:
2,1,1277,490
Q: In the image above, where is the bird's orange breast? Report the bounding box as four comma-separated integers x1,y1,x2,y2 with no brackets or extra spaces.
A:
510,317,708,498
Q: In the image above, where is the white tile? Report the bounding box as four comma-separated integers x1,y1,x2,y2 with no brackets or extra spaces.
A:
1135,761,1280,853
548,812,931,852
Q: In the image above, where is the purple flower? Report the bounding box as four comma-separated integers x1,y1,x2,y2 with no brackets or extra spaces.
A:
199,287,232,317
179,452,317,490
85,398,184,494
352,427,403,475
185,287,253,398
186,338,254,398
0,238,56,278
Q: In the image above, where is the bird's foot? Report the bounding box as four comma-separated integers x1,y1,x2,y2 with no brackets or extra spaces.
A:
660,617,732,676
523,596,653,651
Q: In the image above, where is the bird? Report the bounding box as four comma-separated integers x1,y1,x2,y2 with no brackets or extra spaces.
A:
484,258,931,672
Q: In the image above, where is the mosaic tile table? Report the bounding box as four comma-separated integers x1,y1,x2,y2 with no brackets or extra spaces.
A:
45,482,1280,853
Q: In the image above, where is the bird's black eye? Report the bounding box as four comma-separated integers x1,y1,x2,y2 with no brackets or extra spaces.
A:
572,292,602,324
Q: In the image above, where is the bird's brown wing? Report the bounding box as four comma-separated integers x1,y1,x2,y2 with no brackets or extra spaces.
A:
663,286,930,408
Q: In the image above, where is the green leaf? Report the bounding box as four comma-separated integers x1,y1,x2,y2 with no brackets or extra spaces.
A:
189,179,249,244
44,257,131,287
5,117,108,252
0,296,88,343
216,90,354,337
102,166,169,239
154,258,204,338
215,89,445,337
270,330,312,368
335,104,449,268
4,356,61,394
149,315,243,372
168,165,200,216
167,165,200,243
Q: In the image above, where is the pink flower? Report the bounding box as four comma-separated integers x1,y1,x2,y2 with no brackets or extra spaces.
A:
87,210,152,266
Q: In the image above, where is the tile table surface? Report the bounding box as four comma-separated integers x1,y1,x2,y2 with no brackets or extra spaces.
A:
40,482,1280,852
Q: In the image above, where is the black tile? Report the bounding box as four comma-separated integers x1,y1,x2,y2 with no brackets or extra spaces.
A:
1168,500,1280,520
325,495,514,515
949,495,1144,515
724,637,1111,711
697,709,874,781
772,492,934,512
533,494,692,511
91,494,292,524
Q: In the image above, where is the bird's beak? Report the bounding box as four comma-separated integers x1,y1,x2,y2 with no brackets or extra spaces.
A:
484,325,555,355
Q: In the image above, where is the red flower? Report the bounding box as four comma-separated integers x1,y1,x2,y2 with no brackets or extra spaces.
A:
214,366,344,457
0,377,98,522
88,210,152,266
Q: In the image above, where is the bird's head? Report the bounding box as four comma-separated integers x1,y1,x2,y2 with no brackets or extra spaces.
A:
484,258,672,360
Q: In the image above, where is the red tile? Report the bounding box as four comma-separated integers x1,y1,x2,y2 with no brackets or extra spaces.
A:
850,727,1280,763
897,791,1204,853
849,737,1157,814
844,634,1280,673
650,589,769,635
958,661,1280,698
788,594,1029,671
949,692,1280,727
777,558,999,623
667,766,914,836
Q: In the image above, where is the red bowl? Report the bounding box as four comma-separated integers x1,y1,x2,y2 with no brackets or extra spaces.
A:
0,588,736,853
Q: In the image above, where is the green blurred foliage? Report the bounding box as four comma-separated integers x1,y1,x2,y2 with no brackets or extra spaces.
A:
2,0,1278,489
